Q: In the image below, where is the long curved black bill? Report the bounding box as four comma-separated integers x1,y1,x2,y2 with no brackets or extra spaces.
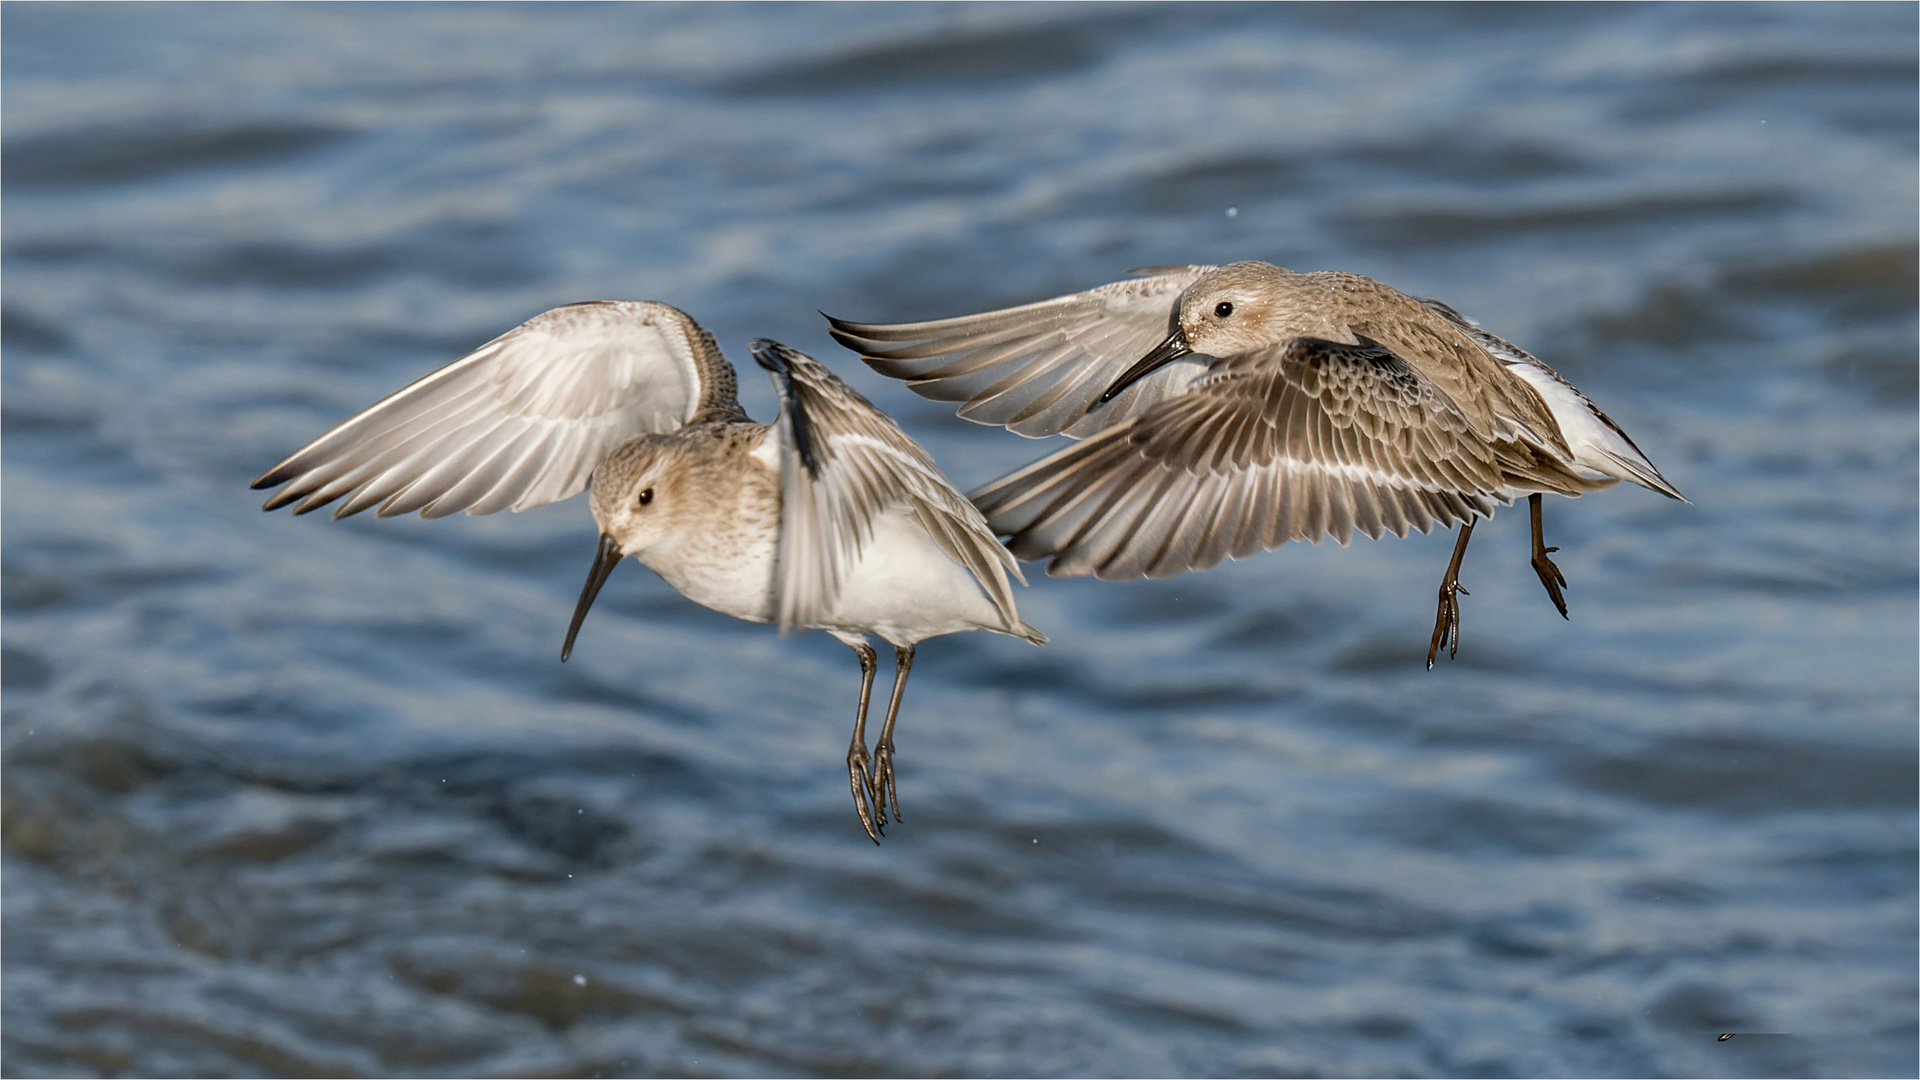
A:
1097,326,1193,404
562,532,623,662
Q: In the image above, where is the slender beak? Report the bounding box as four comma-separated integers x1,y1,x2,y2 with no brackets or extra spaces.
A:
562,532,623,662
1098,326,1193,404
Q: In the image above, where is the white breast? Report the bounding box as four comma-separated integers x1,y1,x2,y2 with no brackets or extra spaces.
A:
647,530,778,626
635,455,781,626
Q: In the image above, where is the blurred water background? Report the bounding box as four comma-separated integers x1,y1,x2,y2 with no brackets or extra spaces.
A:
4,3,1916,1077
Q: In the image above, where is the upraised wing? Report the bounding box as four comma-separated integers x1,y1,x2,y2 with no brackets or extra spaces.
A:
826,266,1217,440
252,301,745,519
748,339,1035,640
971,335,1607,582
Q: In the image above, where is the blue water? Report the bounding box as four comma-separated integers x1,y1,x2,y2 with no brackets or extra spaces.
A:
4,4,1915,1077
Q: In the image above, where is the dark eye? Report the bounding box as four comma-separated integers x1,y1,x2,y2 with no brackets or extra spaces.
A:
1214,301,1234,318
637,488,654,507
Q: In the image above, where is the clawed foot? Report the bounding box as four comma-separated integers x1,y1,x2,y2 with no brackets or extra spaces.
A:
1427,578,1468,669
841,640,914,844
847,744,883,844
872,739,902,826
1531,545,1569,619
1527,493,1569,620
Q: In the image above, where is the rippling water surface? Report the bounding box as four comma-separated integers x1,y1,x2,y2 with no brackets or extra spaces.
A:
4,4,1915,1077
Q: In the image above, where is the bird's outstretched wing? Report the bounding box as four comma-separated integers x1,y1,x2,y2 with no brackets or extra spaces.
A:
969,335,1568,581
749,339,1033,639
252,301,745,518
826,266,1217,440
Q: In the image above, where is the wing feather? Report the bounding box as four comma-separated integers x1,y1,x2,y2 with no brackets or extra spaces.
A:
1415,295,1684,499
253,301,745,518
972,336,1542,581
828,267,1218,439
750,341,1030,638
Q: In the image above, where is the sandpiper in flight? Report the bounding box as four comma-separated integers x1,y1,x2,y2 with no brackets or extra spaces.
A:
829,262,1685,666
254,302,1043,842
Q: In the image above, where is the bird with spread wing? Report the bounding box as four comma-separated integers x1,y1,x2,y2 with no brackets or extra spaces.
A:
254,301,1042,842
829,262,1685,666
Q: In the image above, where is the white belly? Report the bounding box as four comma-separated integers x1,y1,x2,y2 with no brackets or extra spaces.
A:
639,501,1004,646
819,508,1008,646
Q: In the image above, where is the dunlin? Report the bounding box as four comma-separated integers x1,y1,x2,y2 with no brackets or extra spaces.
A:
829,262,1685,666
254,302,1043,841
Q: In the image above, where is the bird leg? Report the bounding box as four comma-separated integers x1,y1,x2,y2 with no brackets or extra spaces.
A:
845,641,883,844
871,644,915,827
1529,493,1569,619
1427,518,1476,669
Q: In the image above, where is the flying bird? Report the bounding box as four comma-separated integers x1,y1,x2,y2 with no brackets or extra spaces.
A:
253,302,1043,842
828,262,1684,666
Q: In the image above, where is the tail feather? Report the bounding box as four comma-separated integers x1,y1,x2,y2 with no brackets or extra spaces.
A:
1599,447,1689,502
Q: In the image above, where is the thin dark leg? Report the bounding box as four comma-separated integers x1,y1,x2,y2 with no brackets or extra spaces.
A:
845,641,883,844
1427,518,1476,669
1529,493,1569,619
871,643,915,827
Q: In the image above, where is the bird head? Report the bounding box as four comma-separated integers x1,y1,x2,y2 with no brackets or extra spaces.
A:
1099,261,1295,403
